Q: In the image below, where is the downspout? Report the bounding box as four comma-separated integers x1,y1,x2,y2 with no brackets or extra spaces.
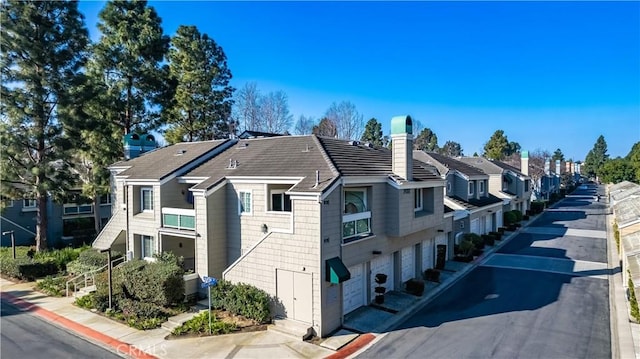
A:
125,184,130,260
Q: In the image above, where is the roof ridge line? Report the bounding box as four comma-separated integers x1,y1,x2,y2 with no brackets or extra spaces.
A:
312,135,341,177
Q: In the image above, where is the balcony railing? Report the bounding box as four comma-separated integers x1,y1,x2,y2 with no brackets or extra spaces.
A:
162,207,195,230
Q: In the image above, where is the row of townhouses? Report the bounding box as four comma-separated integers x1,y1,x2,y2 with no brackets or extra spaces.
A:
92,116,534,338
609,180,640,313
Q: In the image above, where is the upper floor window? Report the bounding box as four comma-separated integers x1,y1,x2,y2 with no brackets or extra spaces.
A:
414,188,423,211
479,181,485,194
63,203,93,215
23,199,36,208
270,190,291,212
141,187,154,212
468,182,474,196
343,188,371,243
239,191,252,214
524,179,531,191
99,194,111,205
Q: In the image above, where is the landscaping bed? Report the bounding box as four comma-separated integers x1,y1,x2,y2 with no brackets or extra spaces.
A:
167,309,268,339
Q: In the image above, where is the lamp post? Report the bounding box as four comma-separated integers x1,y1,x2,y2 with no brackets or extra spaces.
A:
2,231,16,259
99,248,113,310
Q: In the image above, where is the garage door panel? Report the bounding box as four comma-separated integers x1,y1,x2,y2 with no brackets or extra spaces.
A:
370,255,393,299
343,264,364,315
401,247,415,283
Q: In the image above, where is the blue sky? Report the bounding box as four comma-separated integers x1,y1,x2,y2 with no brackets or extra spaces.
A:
78,1,640,161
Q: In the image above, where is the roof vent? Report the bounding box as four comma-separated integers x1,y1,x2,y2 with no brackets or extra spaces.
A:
239,142,249,149
175,149,187,156
365,142,374,148
348,140,359,146
303,144,310,152
227,158,239,169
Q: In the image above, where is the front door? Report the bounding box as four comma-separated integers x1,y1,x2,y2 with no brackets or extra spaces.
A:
276,269,313,323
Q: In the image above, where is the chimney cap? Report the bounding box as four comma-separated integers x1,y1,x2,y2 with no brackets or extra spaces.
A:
391,115,413,135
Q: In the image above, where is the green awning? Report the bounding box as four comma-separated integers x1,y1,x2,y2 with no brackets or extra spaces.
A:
326,257,351,284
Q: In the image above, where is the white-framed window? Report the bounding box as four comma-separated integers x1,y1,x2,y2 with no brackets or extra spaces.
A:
343,188,371,242
23,199,36,208
141,187,153,212
479,181,485,194
239,191,252,214
468,182,474,196
414,188,423,211
141,235,155,258
270,190,291,212
99,194,111,205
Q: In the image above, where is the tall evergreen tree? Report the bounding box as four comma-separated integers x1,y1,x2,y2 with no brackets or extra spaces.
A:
583,135,609,179
1,0,89,250
483,130,517,160
360,118,383,147
414,128,439,152
163,25,234,143
626,142,640,182
90,0,170,136
552,148,565,161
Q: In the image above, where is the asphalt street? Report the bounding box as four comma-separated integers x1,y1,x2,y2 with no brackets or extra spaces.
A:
0,298,124,359
360,184,611,359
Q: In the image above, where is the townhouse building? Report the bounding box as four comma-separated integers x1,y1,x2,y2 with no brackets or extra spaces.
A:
458,154,532,215
94,116,451,337
414,151,503,244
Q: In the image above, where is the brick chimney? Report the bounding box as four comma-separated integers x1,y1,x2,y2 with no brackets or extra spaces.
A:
521,150,529,176
391,115,413,181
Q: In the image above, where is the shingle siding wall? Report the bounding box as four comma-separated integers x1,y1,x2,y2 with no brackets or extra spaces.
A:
453,174,468,199
127,184,161,258
320,188,342,336
487,174,503,196
160,180,192,209
208,189,227,276
195,195,208,280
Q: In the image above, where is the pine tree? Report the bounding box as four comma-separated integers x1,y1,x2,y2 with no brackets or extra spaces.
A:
552,148,565,161
1,0,89,250
583,135,609,179
90,0,170,136
360,118,384,147
414,128,439,152
440,141,463,157
483,130,514,160
163,25,234,143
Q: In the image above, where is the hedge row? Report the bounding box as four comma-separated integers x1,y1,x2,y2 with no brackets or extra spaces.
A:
210,280,271,323
0,246,89,280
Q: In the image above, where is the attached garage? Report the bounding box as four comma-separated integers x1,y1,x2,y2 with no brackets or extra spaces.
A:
421,239,434,271
370,254,394,298
343,264,365,315
471,218,480,234
496,209,503,228
401,246,415,283
485,215,493,234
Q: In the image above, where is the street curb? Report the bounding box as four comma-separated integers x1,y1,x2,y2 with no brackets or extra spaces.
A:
324,333,376,359
0,292,157,359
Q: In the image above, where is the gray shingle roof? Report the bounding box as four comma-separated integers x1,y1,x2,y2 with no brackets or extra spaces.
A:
490,160,527,177
113,140,231,180
613,198,640,227
447,194,504,210
611,183,640,203
622,232,640,257
187,136,442,193
188,136,338,192
317,137,441,182
458,156,528,177
414,151,487,178
609,181,637,194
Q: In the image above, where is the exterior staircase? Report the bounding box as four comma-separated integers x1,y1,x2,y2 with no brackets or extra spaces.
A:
267,318,314,341
161,298,209,332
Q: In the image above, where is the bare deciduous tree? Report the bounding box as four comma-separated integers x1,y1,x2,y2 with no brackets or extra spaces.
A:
324,101,364,140
260,90,293,134
294,114,314,135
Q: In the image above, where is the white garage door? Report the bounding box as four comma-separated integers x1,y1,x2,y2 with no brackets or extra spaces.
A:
401,246,415,283
496,209,503,228
343,264,365,315
485,215,493,234
371,254,394,297
471,218,480,234
421,239,434,271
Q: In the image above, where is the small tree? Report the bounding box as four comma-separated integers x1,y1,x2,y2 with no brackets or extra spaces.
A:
414,128,439,152
360,118,384,147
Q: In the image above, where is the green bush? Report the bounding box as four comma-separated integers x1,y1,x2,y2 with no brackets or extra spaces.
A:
511,210,523,222
75,293,95,309
503,211,517,225
119,298,164,320
35,275,68,297
172,311,236,336
209,280,271,323
614,222,620,254
464,233,484,250
458,239,475,257
629,275,640,323
123,260,184,307
33,246,85,271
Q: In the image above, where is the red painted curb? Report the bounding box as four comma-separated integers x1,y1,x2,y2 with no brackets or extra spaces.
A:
1,292,157,359
324,333,376,359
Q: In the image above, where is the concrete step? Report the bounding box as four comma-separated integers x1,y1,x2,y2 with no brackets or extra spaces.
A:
73,285,96,298
161,310,206,332
267,318,313,341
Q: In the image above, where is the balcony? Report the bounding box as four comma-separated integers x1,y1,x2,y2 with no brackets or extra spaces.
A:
162,207,195,230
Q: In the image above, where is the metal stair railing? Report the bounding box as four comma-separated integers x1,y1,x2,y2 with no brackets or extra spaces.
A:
66,256,125,297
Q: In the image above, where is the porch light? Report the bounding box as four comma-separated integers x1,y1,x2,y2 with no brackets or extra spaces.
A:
261,224,268,233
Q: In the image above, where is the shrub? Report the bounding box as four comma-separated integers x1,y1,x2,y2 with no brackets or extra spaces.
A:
464,233,483,250
119,298,164,320
33,247,85,271
613,222,620,254
172,311,236,336
127,316,164,330
210,280,271,323
629,275,640,323
35,275,68,297
123,259,185,307
511,210,523,222
17,260,59,280
458,239,475,257
482,234,495,246
75,293,95,309
404,278,425,296
503,211,517,225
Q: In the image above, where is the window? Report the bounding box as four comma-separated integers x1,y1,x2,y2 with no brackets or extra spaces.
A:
239,191,252,214
414,188,423,211
63,204,93,215
141,235,155,258
99,194,111,205
270,191,291,212
468,182,474,196
343,188,371,242
446,182,452,193
141,187,153,212
23,199,36,208
479,181,485,194
524,179,531,191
